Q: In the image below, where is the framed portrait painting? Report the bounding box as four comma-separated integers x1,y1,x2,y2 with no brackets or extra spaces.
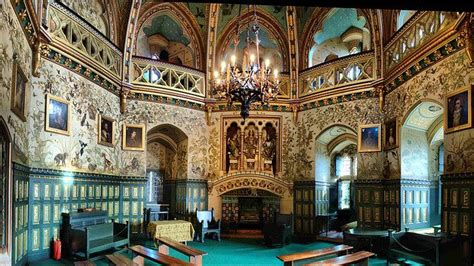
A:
358,124,381,152
383,119,399,150
45,94,70,135
98,114,115,147
122,124,145,151
11,61,28,121
445,85,472,134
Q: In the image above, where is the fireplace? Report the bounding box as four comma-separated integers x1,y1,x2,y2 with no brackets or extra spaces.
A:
239,197,262,226
221,188,280,230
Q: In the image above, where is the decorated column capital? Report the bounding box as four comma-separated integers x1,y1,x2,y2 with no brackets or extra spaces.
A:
120,85,132,114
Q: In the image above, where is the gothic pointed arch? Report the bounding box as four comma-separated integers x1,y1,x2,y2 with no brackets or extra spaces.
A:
135,2,206,70
300,8,381,69
215,7,289,72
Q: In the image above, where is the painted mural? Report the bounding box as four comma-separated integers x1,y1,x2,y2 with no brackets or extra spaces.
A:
0,2,32,163
294,98,383,180
122,100,209,178
384,50,474,175
61,0,108,36
28,60,121,174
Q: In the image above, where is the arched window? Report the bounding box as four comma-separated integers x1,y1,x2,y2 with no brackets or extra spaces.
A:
335,155,352,177
438,143,444,173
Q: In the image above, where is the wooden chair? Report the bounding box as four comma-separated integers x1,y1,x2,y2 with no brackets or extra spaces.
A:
263,213,293,247
277,244,353,266
156,236,208,266
195,208,221,243
387,229,441,266
304,250,375,266
128,245,191,266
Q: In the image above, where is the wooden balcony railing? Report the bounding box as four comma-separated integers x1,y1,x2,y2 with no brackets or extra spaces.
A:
131,57,206,98
298,51,375,97
385,11,461,73
47,1,122,80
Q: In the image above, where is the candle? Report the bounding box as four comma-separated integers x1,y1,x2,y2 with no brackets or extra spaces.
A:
231,55,236,67
273,69,279,80
213,70,219,79
221,61,226,73
265,59,270,70
250,54,255,64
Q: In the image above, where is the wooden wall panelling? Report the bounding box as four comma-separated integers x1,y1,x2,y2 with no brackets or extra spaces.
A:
13,164,146,264
354,179,384,229
441,173,474,266
293,180,316,241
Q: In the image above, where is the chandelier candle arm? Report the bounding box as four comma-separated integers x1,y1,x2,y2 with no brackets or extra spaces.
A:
211,5,281,120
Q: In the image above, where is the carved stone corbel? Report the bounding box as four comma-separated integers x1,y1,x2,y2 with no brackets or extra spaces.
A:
290,103,299,125
466,18,474,67
457,18,474,67
32,40,42,77
120,87,131,114
206,105,213,126
374,85,385,111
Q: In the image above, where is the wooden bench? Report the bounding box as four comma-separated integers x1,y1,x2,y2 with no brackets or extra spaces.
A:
61,211,129,259
85,222,130,259
156,236,208,266
106,253,138,266
277,244,353,266
128,245,192,266
304,251,375,266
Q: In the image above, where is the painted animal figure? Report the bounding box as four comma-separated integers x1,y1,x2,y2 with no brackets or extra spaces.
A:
102,153,113,171
54,153,68,166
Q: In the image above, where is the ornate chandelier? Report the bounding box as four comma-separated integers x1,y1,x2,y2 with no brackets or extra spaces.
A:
212,5,280,120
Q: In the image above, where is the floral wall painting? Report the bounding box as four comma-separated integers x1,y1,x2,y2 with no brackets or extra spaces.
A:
123,123,145,151
384,119,399,150
45,94,71,135
358,124,381,152
98,114,115,147
445,85,472,134
11,61,28,122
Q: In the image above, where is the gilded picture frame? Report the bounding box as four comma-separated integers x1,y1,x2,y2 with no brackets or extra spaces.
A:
45,94,71,136
383,119,399,150
98,114,115,147
11,61,28,122
358,124,381,152
122,123,145,151
444,85,472,134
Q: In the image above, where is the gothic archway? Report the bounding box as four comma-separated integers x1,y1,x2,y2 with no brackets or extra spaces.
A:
0,116,12,255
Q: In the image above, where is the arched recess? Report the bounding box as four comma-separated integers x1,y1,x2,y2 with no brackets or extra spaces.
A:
401,99,444,180
401,100,443,228
220,187,282,226
135,2,205,69
146,124,188,204
0,116,12,255
300,8,381,69
315,124,357,212
215,7,289,72
314,124,357,182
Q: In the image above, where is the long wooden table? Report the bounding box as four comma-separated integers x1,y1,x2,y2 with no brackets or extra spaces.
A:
147,220,195,243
